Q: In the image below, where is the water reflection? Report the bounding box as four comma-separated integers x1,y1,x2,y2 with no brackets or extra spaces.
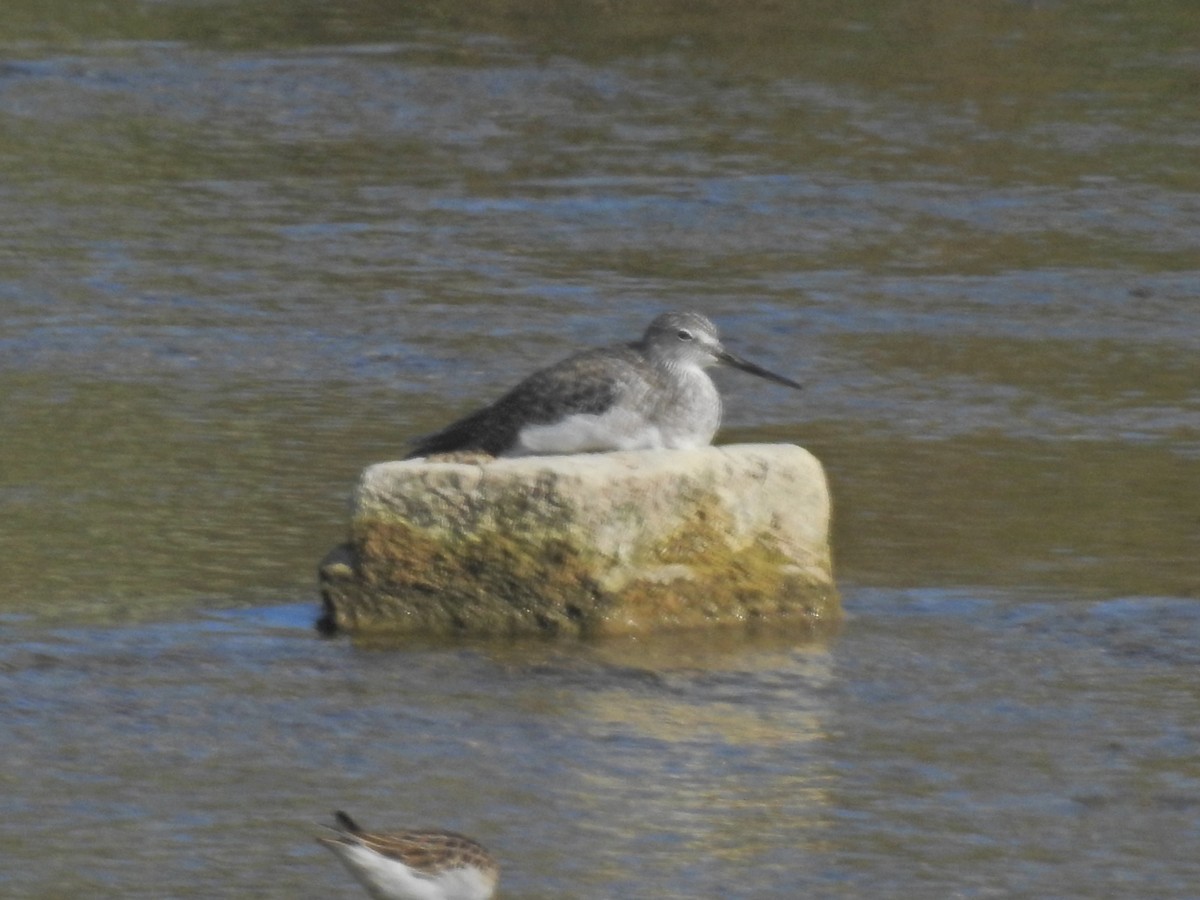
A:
3,593,1198,896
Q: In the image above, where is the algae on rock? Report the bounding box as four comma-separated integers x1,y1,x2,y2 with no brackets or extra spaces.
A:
319,444,837,637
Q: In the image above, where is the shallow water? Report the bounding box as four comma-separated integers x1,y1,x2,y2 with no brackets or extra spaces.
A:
4,595,1199,897
2,0,1198,896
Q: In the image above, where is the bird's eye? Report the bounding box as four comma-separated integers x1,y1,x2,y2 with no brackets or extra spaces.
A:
676,329,694,341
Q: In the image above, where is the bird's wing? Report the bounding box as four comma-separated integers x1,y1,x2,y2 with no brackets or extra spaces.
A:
406,401,519,458
407,346,643,457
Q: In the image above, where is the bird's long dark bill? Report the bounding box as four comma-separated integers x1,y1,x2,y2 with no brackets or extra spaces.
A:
718,350,803,389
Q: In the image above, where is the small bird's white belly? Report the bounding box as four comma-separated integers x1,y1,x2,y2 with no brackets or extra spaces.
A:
508,409,669,456
506,369,720,457
330,843,494,900
330,843,440,900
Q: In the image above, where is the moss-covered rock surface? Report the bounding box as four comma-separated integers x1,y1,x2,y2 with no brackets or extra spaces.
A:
319,444,837,637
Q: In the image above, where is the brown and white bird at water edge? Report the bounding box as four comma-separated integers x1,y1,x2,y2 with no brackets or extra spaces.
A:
318,811,499,900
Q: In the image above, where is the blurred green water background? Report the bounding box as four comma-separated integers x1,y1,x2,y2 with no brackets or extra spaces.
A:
3,0,1195,622
1,2,1198,896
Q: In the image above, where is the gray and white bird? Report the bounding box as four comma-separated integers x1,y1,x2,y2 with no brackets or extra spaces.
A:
318,811,500,900
407,310,801,458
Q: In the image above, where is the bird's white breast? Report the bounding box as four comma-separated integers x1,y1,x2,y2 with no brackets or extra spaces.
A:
504,361,721,456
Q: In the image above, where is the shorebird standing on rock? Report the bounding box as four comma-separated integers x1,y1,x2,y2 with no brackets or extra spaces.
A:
407,310,802,459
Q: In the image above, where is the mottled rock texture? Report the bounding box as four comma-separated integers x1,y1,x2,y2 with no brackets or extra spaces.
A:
318,444,837,637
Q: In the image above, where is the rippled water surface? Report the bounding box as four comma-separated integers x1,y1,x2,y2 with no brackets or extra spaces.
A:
2,0,1197,896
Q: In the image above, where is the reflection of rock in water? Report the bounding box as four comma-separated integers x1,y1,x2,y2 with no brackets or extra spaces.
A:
530,628,836,865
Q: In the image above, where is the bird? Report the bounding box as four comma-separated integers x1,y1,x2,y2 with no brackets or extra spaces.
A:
318,810,500,900
407,310,801,458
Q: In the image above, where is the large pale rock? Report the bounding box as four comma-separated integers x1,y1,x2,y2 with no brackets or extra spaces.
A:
318,444,837,637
